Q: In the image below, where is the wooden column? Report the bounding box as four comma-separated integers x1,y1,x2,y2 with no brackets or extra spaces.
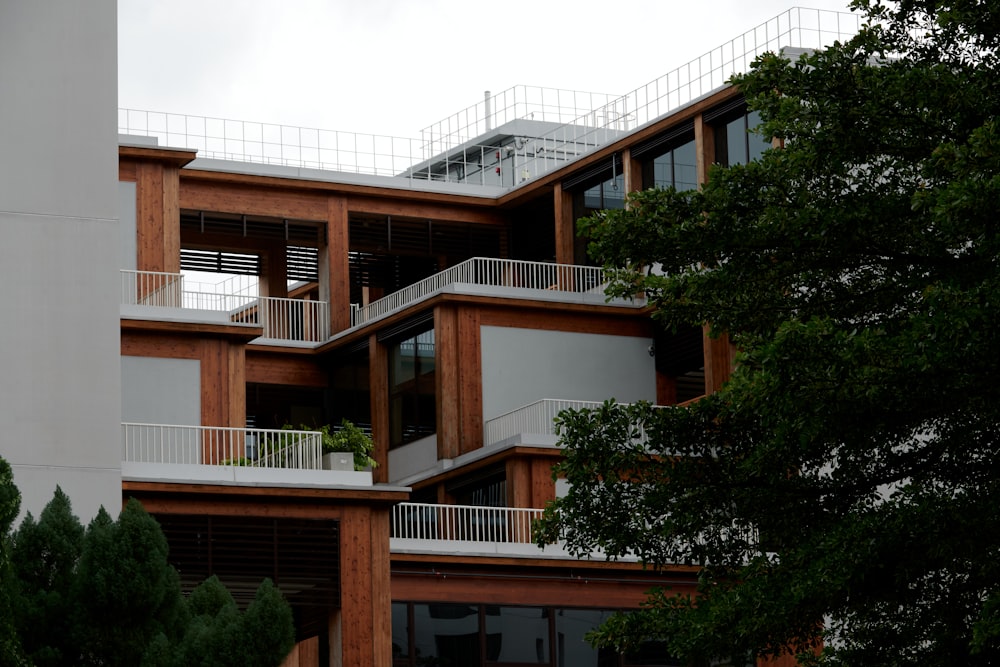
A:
335,506,392,667
200,338,246,429
703,328,736,395
327,196,352,333
435,305,460,460
530,458,556,507
135,162,180,273
261,241,289,299
507,457,559,509
369,334,389,484
507,458,531,509
553,183,574,266
623,147,642,196
436,305,483,460
694,113,715,187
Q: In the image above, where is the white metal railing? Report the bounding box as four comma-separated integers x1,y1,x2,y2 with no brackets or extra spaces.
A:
420,86,623,157
256,296,330,342
515,8,862,182
353,257,616,327
121,423,323,469
121,269,184,307
119,9,859,189
390,502,543,544
484,398,672,447
485,399,606,447
121,270,330,343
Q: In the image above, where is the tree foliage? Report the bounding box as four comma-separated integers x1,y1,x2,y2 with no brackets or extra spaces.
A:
0,469,296,667
536,1,1000,664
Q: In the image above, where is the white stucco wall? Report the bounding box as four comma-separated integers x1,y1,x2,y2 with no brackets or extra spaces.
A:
121,356,201,426
480,325,657,420
119,181,137,270
0,1,120,521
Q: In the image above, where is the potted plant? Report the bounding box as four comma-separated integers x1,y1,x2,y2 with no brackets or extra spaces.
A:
281,419,376,471
317,420,377,471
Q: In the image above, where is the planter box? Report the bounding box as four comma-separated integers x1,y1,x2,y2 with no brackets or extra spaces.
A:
323,452,354,471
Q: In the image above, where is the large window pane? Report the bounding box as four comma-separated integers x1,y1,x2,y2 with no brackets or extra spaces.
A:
647,136,697,191
389,327,436,448
485,606,549,663
392,602,409,663
556,609,619,667
413,603,480,666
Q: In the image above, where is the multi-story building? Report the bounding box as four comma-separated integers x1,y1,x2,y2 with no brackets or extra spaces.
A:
2,3,860,666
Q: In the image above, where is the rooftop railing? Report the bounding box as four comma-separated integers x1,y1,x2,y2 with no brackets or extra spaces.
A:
121,270,330,342
515,8,861,181
484,398,671,447
351,257,628,328
390,502,543,544
121,423,324,470
119,8,860,189
420,85,623,157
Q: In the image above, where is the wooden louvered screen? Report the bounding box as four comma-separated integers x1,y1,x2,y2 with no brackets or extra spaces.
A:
155,514,340,639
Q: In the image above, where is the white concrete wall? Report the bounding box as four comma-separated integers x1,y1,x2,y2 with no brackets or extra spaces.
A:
0,1,120,521
119,181,137,270
121,356,201,426
480,326,656,420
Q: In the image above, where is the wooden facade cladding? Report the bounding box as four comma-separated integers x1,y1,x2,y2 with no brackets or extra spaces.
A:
245,348,327,387
121,326,251,429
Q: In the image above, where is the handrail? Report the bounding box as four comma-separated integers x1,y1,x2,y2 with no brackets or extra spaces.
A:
390,502,543,544
353,257,618,327
121,423,323,469
484,398,672,447
121,270,330,343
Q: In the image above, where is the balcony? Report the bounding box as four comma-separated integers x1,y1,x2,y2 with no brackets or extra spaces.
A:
389,501,641,560
120,270,329,344
120,423,372,487
349,257,644,331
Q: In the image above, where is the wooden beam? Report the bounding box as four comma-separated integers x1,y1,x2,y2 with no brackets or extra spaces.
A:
246,351,327,387
180,180,328,220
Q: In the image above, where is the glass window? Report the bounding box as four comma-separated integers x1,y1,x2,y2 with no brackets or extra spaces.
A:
392,602,410,664
581,173,626,211
413,603,480,666
390,327,436,448
715,108,770,167
645,135,698,191
556,609,619,667
485,606,550,663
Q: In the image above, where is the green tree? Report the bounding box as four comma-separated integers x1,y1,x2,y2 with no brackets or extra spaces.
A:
0,458,26,667
170,576,295,667
537,1,1000,664
11,487,84,666
0,479,296,667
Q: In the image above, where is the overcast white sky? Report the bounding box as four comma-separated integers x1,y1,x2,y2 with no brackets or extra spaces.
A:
118,1,855,141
